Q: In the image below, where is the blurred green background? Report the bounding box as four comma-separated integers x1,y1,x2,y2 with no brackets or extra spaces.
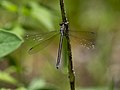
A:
0,0,120,90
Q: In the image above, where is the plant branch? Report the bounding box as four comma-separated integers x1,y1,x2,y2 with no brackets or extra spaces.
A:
59,0,67,22
59,0,75,90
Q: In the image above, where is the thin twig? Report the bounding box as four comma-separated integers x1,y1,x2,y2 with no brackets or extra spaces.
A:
59,0,75,90
59,0,67,22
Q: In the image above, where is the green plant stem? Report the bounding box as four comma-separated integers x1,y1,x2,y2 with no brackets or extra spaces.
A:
59,0,75,90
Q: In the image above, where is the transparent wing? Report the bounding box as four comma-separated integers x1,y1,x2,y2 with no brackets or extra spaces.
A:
69,30,96,49
26,31,59,54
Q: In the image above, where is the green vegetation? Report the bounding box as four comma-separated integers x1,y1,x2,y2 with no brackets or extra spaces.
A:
0,0,120,90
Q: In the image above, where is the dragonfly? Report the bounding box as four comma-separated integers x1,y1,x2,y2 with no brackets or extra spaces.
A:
26,23,96,68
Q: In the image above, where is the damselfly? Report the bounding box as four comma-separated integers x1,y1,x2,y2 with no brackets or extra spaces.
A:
26,24,96,68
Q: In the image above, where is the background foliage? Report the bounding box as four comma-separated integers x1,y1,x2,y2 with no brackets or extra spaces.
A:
0,0,120,90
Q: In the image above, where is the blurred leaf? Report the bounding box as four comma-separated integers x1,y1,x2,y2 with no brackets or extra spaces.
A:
28,79,46,90
12,25,25,37
0,88,12,90
21,6,31,16
77,87,109,90
30,2,54,30
4,66,17,74
16,87,27,90
0,29,23,58
0,71,18,85
28,78,57,90
1,1,18,12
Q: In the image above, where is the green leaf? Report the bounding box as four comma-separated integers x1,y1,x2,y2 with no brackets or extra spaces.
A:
28,78,57,90
1,1,18,12
30,2,54,30
0,71,18,85
0,29,23,58
28,79,46,90
12,25,25,37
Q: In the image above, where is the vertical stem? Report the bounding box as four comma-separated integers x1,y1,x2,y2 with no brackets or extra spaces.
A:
66,32,75,90
59,0,67,22
59,0,75,90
